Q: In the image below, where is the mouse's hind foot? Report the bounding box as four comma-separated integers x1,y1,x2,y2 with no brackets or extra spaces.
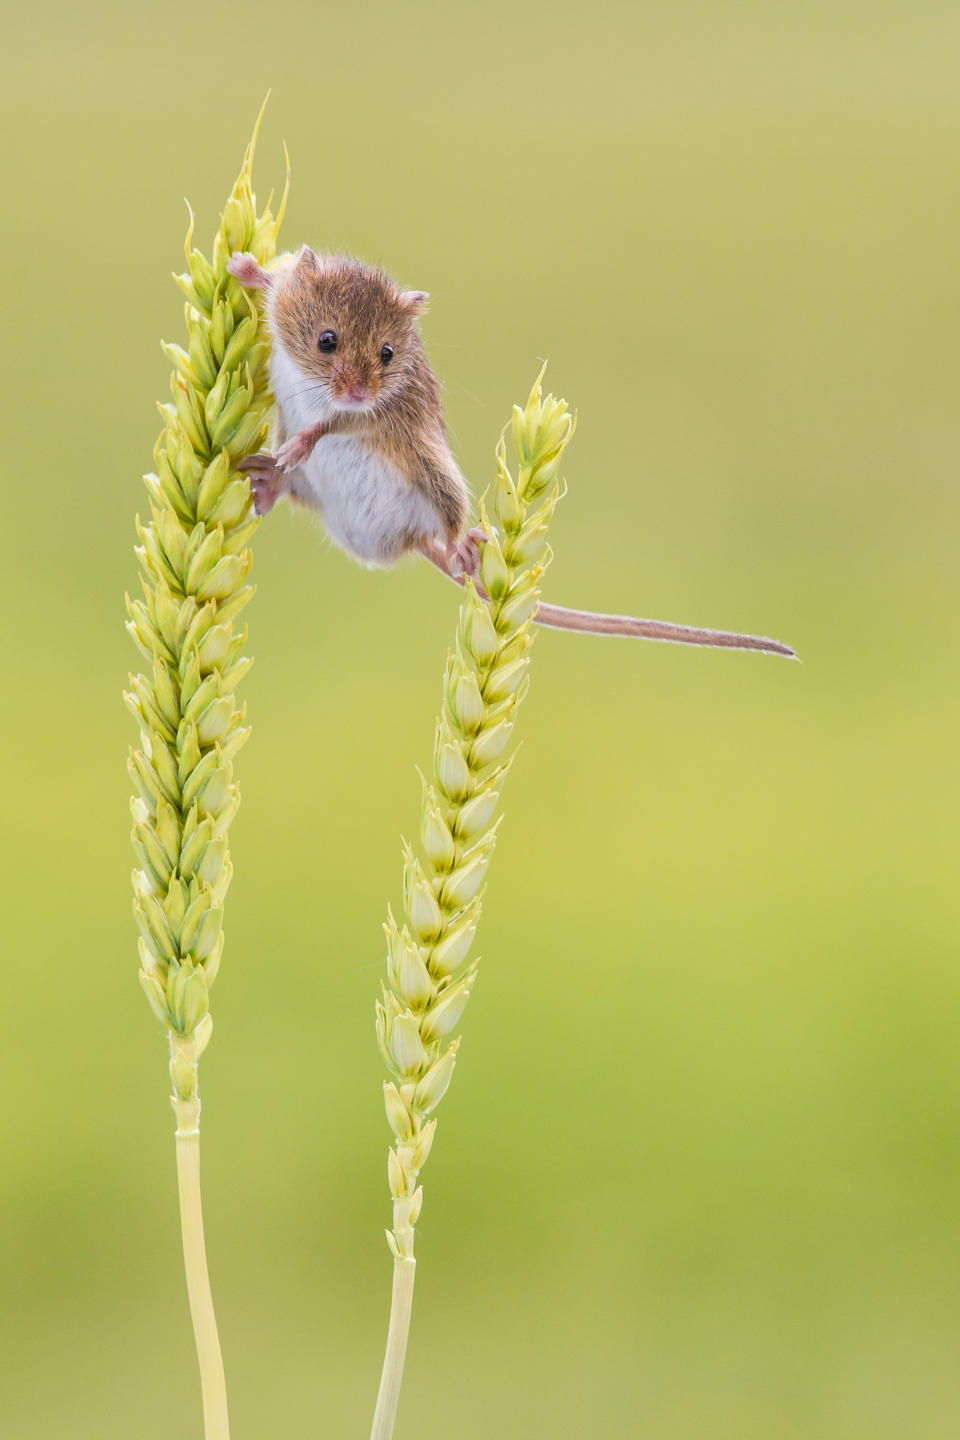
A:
237,451,285,514
445,527,488,579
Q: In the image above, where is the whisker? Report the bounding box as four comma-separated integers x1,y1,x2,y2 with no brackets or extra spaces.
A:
288,379,327,397
287,381,330,404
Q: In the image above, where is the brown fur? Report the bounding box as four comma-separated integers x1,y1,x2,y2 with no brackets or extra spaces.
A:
271,249,468,539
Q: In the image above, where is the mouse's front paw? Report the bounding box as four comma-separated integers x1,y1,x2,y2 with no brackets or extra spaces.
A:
237,451,283,514
275,435,310,471
276,423,327,472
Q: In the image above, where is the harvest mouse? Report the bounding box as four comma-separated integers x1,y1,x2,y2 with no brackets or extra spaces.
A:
227,247,795,658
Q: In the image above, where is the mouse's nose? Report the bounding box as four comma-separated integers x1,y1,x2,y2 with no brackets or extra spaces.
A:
346,386,368,405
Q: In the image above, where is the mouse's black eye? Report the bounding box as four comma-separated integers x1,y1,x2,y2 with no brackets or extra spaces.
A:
380,343,394,365
318,330,338,353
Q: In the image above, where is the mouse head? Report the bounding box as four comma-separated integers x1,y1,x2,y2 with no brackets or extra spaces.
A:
272,247,429,412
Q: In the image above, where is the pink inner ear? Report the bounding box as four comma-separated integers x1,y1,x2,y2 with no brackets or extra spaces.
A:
403,289,430,313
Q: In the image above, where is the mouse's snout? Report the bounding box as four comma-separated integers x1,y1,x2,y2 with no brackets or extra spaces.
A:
331,361,378,408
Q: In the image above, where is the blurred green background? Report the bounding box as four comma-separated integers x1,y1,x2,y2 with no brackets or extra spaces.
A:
2,1,958,1435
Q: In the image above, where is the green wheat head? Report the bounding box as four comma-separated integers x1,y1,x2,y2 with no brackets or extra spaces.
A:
125,117,287,1130
377,371,574,1259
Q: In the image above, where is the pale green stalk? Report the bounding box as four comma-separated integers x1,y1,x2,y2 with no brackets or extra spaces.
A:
371,371,574,1440
124,110,286,1440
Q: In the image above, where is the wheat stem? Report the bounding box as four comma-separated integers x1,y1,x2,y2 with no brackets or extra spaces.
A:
370,1257,417,1440
175,1109,230,1440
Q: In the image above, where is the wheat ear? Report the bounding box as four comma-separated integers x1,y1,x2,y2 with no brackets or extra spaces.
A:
124,106,287,1440
370,369,574,1440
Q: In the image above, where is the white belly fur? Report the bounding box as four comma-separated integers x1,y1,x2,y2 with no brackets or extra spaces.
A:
269,342,443,568
293,436,444,567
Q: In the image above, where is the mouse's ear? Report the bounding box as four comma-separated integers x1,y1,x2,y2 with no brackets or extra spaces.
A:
296,245,323,275
401,289,430,314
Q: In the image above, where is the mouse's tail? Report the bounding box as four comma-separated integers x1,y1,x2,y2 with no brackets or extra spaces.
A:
532,600,797,658
418,537,796,660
